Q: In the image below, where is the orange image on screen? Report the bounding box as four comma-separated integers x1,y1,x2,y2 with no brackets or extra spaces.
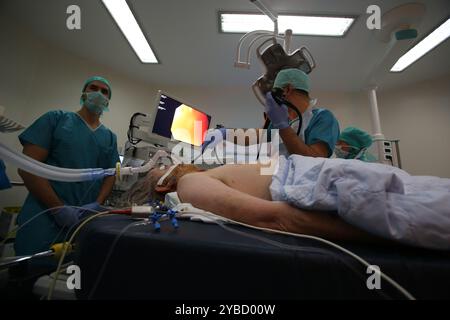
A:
170,104,209,146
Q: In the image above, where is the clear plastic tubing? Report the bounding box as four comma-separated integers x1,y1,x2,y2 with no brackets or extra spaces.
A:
0,141,115,182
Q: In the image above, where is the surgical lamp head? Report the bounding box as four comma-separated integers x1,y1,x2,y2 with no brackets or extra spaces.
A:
252,43,315,106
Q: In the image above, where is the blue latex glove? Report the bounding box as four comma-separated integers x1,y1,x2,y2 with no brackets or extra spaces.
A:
81,201,104,213
53,207,82,228
202,128,227,152
264,92,289,129
80,201,107,218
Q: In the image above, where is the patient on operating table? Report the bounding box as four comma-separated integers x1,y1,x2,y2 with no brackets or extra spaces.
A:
122,154,450,250
123,161,382,244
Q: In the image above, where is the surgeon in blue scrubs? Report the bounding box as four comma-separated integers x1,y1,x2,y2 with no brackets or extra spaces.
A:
265,68,340,158
15,76,120,256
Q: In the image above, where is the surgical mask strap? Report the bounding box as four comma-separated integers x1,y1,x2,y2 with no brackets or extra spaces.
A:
353,148,367,160
157,164,179,186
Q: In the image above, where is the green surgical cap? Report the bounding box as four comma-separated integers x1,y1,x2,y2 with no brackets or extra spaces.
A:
82,76,112,99
273,68,310,93
339,127,373,150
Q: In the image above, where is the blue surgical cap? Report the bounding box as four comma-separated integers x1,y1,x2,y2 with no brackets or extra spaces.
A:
273,68,310,93
339,127,373,150
82,76,112,99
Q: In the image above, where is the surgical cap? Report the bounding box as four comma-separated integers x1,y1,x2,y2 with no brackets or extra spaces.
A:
82,76,112,99
273,68,310,93
339,127,373,150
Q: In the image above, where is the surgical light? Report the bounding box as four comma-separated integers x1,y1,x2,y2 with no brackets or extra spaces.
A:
220,13,354,36
102,0,158,63
391,18,450,72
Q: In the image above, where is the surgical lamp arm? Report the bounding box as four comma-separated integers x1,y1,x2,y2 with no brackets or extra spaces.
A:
235,30,275,68
250,0,278,34
246,34,284,67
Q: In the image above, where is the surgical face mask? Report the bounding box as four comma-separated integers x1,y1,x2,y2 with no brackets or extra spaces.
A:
82,91,109,115
334,145,350,159
334,145,363,159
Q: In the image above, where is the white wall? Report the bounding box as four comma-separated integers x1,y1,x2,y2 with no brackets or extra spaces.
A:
320,76,450,177
377,74,450,177
1,18,449,210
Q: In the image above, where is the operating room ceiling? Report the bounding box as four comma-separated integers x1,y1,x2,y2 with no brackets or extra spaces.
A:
1,0,450,92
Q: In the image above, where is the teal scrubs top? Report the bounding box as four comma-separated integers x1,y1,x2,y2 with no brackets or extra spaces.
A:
15,110,120,255
269,108,340,158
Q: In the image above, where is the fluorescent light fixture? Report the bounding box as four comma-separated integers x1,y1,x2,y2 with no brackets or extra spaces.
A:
102,0,158,63
391,18,450,72
220,13,354,36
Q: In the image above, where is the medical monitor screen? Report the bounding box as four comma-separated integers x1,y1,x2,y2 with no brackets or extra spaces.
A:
152,93,211,146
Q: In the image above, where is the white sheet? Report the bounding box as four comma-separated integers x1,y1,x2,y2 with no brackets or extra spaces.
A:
165,192,232,224
270,155,450,250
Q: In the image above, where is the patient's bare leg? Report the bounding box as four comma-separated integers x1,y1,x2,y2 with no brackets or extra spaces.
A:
177,168,380,243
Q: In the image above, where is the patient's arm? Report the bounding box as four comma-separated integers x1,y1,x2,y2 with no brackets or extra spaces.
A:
177,165,382,243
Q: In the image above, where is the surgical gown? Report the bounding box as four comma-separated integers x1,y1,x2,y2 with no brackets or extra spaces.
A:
270,108,340,157
15,110,120,255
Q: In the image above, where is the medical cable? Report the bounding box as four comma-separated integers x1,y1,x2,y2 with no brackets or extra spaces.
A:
0,179,108,246
47,211,109,300
179,210,415,300
213,220,391,300
0,205,92,247
79,179,101,206
271,88,302,136
0,204,119,247
57,207,132,256
87,220,150,300
256,90,303,161
52,178,104,246
227,220,414,300
48,222,68,249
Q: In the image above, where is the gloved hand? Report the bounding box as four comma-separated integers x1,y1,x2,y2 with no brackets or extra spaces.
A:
53,207,82,228
264,92,289,129
79,201,107,218
202,128,227,152
81,201,104,212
